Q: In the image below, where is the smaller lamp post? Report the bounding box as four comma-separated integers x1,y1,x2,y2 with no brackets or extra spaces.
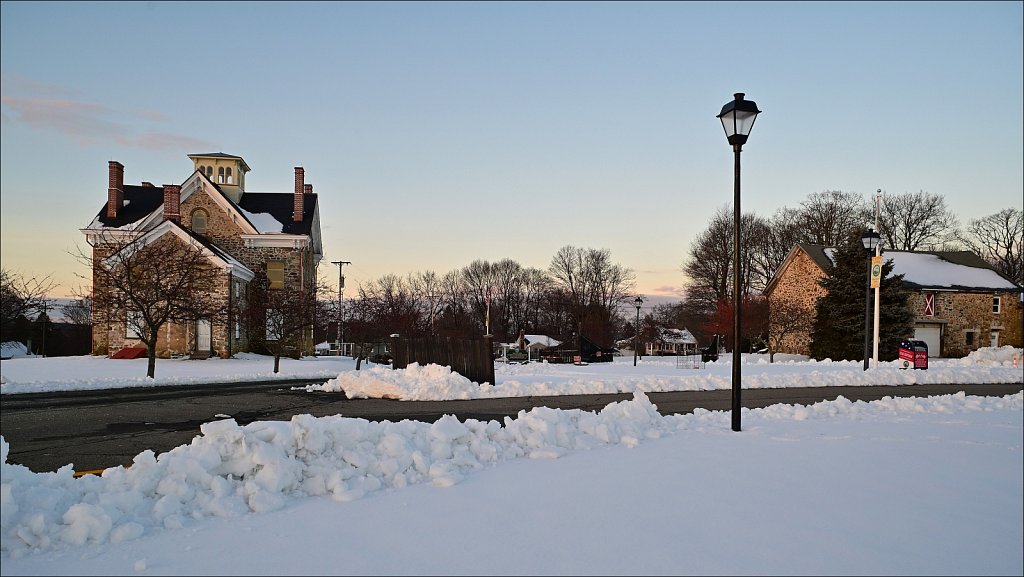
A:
633,296,644,366
861,229,882,371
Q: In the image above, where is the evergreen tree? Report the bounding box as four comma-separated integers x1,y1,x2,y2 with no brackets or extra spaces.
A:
810,231,914,361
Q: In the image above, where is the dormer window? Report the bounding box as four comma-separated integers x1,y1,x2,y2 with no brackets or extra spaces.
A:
191,208,209,234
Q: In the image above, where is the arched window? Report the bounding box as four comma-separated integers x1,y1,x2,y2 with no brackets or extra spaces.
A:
218,166,225,183
226,167,233,184
191,208,209,234
205,166,213,178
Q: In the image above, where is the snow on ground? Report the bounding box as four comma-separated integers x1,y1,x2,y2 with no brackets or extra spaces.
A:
0,347,1021,575
2,346,1021,398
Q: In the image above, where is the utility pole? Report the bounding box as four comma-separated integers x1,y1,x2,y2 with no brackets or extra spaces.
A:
331,260,351,355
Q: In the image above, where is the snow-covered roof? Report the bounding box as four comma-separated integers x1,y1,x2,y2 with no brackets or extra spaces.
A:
504,335,561,349
885,251,1018,291
774,244,1020,293
657,327,697,344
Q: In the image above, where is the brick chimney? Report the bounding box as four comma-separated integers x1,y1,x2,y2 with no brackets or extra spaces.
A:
293,167,305,222
107,161,124,219
163,185,181,223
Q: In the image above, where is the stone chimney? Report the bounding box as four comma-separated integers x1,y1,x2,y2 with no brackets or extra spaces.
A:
107,161,124,219
293,167,305,222
163,185,181,223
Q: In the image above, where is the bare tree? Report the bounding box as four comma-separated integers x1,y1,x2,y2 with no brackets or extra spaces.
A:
408,270,446,335
1,267,56,343
248,272,321,373
680,205,765,316
76,230,230,378
435,269,473,336
548,245,634,346
960,208,1023,285
358,273,422,338
61,295,92,327
508,266,552,338
878,190,960,251
796,190,872,247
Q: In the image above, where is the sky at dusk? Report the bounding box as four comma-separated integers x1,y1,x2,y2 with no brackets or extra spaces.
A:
2,1,1022,300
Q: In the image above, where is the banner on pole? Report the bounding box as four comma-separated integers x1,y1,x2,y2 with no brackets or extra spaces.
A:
870,256,882,288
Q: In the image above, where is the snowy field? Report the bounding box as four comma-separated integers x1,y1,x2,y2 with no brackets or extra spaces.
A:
2,345,1021,398
1,346,1022,575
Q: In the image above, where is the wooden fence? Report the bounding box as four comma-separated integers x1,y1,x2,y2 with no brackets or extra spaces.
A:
390,335,495,386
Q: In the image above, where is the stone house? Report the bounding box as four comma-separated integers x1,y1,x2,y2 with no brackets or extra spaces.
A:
81,153,323,358
764,243,1023,358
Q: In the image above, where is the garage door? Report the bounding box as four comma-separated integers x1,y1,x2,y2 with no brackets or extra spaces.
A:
914,326,941,357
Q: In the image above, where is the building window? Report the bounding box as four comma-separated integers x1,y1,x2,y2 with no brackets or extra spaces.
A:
965,331,975,347
992,296,1001,314
923,293,935,317
218,166,225,183
267,261,285,290
226,167,233,184
204,166,213,178
190,208,209,234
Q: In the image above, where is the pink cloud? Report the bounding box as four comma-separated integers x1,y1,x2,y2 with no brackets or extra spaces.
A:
1,89,214,151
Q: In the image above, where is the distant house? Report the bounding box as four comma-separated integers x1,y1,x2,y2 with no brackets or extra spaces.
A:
765,243,1023,357
81,153,323,359
539,334,615,363
499,334,561,362
646,327,698,356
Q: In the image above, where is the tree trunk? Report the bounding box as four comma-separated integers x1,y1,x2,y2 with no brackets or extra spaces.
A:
273,352,281,374
146,338,158,378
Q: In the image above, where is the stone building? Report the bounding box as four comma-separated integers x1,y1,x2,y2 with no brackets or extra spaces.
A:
765,243,1023,358
81,153,323,358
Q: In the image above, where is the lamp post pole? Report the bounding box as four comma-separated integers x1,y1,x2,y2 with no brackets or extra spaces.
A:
634,296,644,367
860,230,880,371
332,260,350,355
717,92,760,432
872,189,882,367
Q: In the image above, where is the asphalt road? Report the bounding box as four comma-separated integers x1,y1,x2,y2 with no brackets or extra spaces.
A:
1,380,1021,474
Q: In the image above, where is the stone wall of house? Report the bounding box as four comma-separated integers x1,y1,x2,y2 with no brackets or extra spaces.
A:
181,190,316,355
908,290,1023,357
767,250,826,355
91,233,240,359
99,268,235,359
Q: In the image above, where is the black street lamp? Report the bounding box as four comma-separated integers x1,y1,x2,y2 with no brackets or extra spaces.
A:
633,296,644,367
717,92,761,432
861,229,882,371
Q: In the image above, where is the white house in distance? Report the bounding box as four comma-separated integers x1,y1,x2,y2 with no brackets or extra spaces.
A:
646,327,698,356
499,334,561,362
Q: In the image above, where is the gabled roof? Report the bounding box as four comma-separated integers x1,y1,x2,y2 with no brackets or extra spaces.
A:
657,327,697,344
102,220,255,282
86,174,318,238
765,243,1020,294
